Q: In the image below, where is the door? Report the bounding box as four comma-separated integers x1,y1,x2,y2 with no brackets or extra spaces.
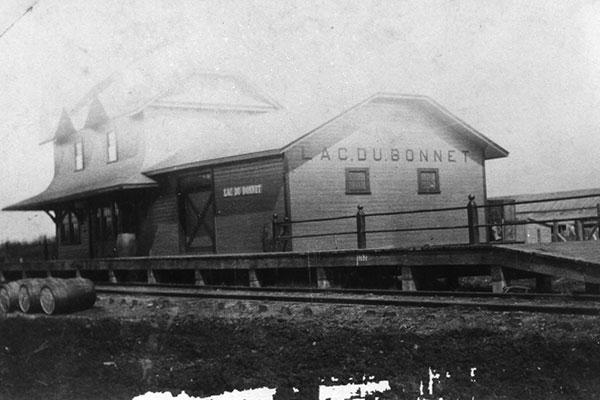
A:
178,172,216,253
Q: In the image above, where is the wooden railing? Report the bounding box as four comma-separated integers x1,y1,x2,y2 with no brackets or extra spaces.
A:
273,194,600,249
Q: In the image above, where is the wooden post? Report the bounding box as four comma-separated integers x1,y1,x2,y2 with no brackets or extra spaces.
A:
401,266,417,291
249,268,261,288
467,195,479,244
43,236,49,260
282,217,290,251
597,204,600,240
147,269,157,284
490,266,506,293
272,214,279,248
575,220,584,241
75,269,82,278
194,269,205,286
316,268,331,289
356,205,366,249
0,270,5,283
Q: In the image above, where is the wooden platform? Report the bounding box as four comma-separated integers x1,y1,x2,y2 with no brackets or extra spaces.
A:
1,241,599,292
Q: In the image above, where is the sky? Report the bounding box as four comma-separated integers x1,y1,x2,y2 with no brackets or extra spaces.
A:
0,0,599,242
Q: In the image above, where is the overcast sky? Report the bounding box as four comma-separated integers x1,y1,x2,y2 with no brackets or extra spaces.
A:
1,0,599,242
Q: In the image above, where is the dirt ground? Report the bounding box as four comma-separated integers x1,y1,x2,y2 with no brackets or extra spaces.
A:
1,295,600,400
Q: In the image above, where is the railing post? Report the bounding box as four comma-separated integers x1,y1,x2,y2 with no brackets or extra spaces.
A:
467,195,480,244
356,205,366,249
575,220,584,241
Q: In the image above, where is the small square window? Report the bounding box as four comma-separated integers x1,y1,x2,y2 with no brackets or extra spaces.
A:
418,168,440,194
74,140,84,170
346,168,371,194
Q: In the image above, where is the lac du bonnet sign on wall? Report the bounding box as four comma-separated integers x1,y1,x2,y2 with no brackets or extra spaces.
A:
223,184,263,198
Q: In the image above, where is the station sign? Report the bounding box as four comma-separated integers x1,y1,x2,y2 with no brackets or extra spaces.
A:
223,184,263,198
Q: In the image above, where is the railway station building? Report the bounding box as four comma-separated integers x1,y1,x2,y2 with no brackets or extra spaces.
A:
4,72,508,258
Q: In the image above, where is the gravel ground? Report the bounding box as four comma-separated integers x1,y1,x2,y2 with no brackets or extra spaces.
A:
1,294,600,399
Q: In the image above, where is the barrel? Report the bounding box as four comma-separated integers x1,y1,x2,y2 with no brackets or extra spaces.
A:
18,278,47,313
39,278,96,315
116,233,137,257
0,280,21,313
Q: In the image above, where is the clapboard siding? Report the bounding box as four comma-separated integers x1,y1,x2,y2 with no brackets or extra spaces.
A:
286,101,486,251
213,156,285,253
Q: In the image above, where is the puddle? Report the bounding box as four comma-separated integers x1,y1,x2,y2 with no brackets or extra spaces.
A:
132,387,277,400
133,380,391,400
133,368,478,399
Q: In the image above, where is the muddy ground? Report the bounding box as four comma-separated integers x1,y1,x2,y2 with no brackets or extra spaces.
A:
1,295,600,400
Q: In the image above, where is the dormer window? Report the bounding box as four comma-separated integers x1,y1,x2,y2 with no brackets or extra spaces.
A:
74,140,84,171
107,130,117,162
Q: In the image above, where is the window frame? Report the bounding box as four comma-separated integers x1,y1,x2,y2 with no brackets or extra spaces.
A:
60,211,81,245
345,167,371,195
417,168,441,194
94,202,120,241
107,130,118,163
74,140,84,171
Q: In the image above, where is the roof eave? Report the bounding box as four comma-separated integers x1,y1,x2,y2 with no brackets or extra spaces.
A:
144,149,283,176
2,182,159,212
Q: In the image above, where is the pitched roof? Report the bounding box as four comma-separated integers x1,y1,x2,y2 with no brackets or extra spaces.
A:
146,93,509,175
40,71,281,144
144,105,334,175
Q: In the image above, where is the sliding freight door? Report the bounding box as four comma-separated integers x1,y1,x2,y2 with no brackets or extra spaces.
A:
178,171,216,254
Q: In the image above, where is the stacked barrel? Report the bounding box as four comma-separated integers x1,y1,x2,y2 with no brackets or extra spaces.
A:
0,278,96,315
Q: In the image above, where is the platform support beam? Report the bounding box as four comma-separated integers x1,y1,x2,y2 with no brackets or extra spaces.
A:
401,266,418,291
75,269,82,278
0,271,5,283
194,270,205,286
249,268,261,288
147,269,157,284
316,268,331,289
535,275,553,293
491,266,507,293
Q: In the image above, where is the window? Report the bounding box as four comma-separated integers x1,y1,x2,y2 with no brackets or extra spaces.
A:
418,168,440,194
107,131,117,162
60,211,81,245
74,140,84,170
94,203,119,240
345,168,371,194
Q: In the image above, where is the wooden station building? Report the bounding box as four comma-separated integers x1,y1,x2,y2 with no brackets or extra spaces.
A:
4,72,508,259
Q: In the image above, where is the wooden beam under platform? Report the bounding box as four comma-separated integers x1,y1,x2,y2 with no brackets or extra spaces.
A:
1,242,600,287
